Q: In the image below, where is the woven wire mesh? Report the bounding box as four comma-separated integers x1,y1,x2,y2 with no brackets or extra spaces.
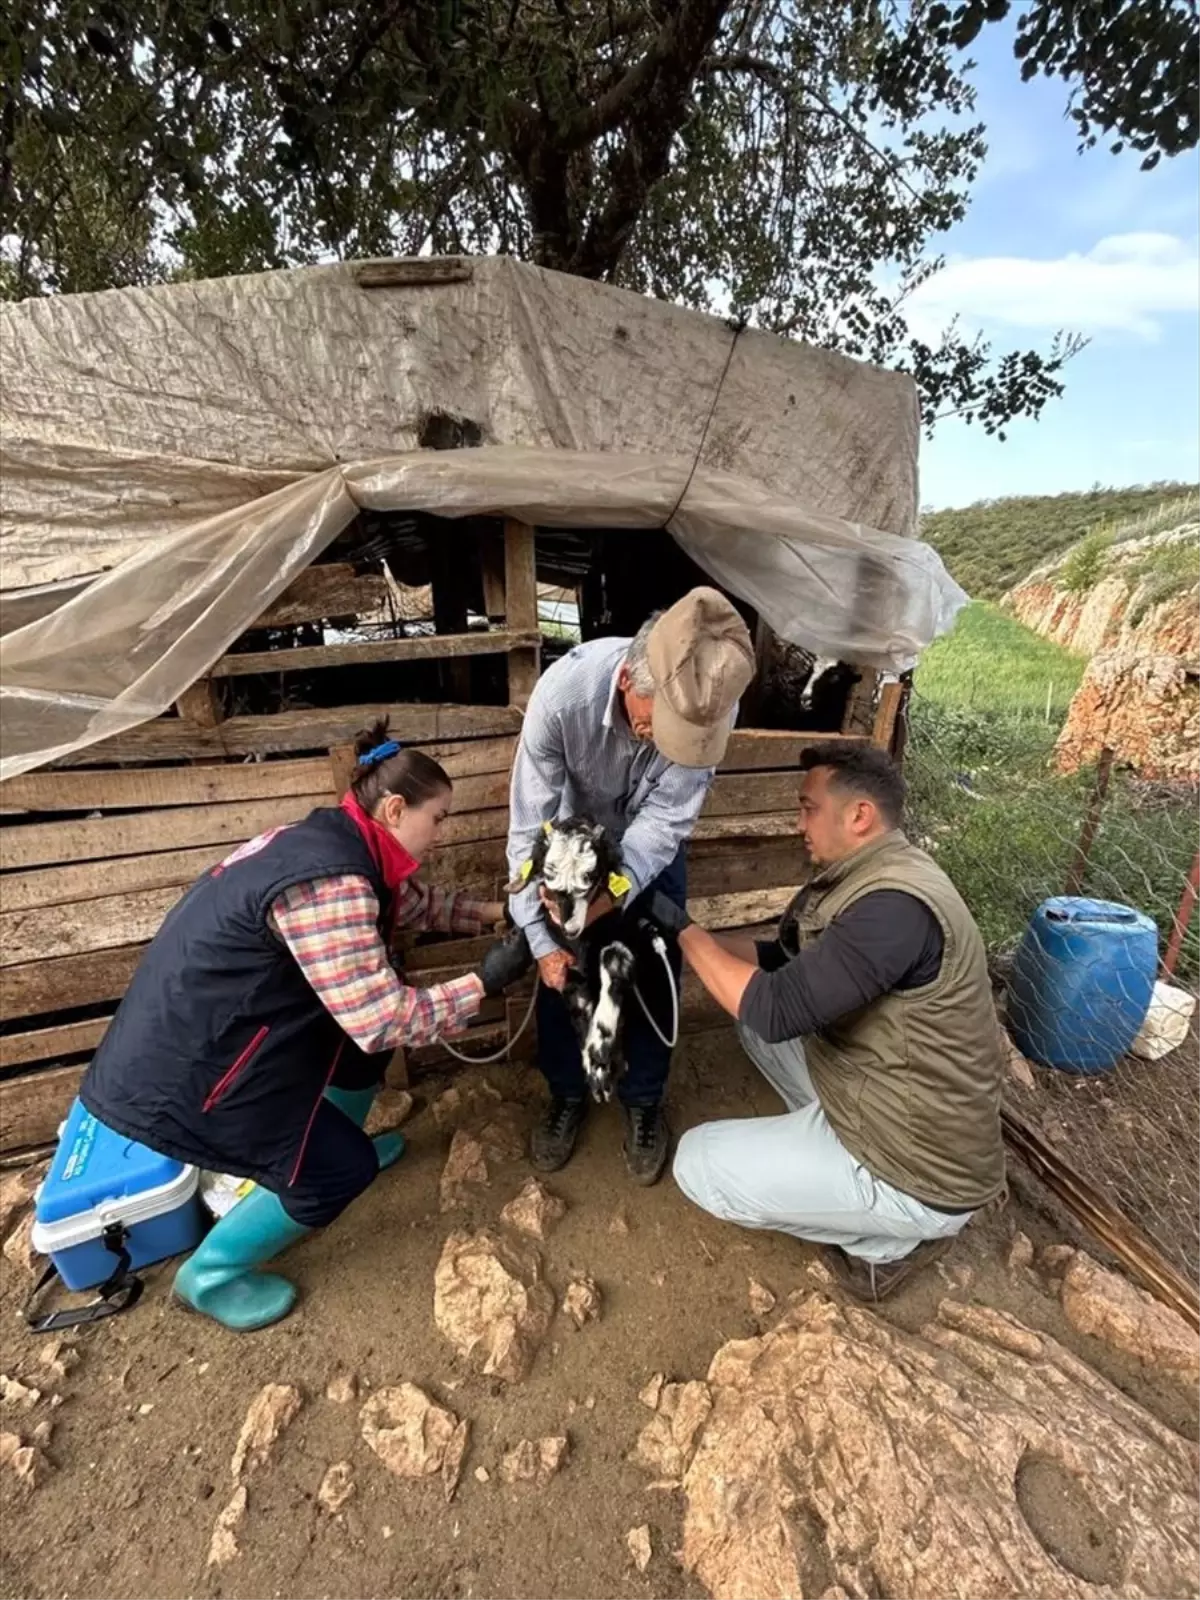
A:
904,688,1199,1281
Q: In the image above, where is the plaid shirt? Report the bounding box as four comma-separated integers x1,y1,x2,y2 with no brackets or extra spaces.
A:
270,873,489,1052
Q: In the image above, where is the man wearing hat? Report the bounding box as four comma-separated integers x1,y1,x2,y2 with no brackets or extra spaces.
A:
506,588,755,1184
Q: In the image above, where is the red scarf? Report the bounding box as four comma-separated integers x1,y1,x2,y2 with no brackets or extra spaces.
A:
339,791,419,897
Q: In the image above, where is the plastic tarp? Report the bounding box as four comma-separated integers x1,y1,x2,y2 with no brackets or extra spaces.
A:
0,257,966,779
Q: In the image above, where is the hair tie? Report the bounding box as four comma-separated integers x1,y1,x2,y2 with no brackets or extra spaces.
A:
358,739,401,769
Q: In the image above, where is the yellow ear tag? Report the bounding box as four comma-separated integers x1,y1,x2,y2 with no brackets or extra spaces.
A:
608,873,632,900
518,859,533,883
541,821,553,836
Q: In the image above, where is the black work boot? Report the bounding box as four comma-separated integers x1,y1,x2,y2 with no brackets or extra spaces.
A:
530,1097,586,1172
622,1103,670,1186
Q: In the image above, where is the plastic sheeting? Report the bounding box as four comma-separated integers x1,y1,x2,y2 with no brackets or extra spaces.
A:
0,256,965,780
0,447,966,781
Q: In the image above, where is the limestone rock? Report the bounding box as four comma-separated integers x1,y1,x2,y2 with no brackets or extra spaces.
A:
0,1163,46,1241
1039,1242,1077,1278
748,1279,777,1317
318,1461,355,1514
39,1339,80,1382
562,1277,602,1328
607,1209,631,1237
364,1089,414,1136
442,1418,471,1504
631,1381,713,1479
1000,1029,1037,1090
500,1177,566,1239
1060,1251,1199,1388
499,1435,569,1486
360,1384,461,1479
0,1432,21,1468
431,1079,503,1130
678,1293,1198,1600
0,1375,41,1411
10,1444,51,1490
439,1130,491,1211
31,1420,52,1449
626,1524,653,1573
324,1372,358,1404
207,1486,248,1566
1008,1231,1035,1272
2,1212,39,1275
1057,650,1199,783
434,1229,555,1383
230,1383,302,1484
638,1373,666,1411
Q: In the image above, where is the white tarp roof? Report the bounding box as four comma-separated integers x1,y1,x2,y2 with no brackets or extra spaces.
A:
0,256,964,779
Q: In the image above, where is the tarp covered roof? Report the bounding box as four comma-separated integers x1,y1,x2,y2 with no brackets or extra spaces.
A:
0,255,964,779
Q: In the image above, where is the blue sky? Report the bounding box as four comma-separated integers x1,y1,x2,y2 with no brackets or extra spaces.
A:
916,20,1199,510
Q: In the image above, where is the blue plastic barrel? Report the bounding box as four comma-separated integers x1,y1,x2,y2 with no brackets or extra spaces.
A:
1008,897,1158,1075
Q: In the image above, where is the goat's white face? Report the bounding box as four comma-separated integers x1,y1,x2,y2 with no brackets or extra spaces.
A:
541,829,601,940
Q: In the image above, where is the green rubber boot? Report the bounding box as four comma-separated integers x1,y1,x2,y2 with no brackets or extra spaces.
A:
323,1084,406,1171
173,1186,309,1331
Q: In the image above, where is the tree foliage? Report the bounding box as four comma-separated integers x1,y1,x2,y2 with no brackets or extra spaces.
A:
2,0,1196,432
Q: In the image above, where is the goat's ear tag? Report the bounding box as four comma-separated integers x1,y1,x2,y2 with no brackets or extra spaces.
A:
541,821,553,836
608,873,632,899
518,859,533,883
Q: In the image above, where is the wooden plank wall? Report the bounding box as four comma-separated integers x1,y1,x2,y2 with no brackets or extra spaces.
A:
0,525,875,1155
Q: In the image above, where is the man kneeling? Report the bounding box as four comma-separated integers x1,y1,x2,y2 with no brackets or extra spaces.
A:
651,742,1004,1300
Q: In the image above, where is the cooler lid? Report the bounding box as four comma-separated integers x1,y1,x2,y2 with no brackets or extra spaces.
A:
35,1098,191,1227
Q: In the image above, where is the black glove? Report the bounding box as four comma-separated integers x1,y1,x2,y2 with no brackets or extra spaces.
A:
479,928,534,996
645,890,692,937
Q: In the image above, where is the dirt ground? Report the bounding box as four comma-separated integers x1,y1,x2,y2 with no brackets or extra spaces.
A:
1,1028,1196,1600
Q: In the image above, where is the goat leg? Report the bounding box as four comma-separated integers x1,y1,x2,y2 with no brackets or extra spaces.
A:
582,942,634,1103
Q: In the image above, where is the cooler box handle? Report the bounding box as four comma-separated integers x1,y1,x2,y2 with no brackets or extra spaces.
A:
24,1222,145,1335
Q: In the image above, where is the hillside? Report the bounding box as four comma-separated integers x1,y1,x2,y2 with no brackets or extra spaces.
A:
921,482,1198,599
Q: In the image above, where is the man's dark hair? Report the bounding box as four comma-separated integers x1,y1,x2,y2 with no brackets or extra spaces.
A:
798,741,906,827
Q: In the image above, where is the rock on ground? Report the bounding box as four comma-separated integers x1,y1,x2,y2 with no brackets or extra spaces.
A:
325,1372,358,1404
434,1229,555,1383
748,1279,777,1317
39,1340,79,1383
626,1524,653,1573
1008,1232,1035,1272
638,1373,666,1411
1059,1251,1199,1389
500,1177,566,1239
364,1089,414,1136
676,1292,1198,1600
207,1486,248,1567
2,1213,39,1275
631,1382,713,1479
499,1435,570,1486
562,1277,602,1328
318,1461,355,1514
0,1375,41,1411
431,1079,503,1130
230,1384,302,1484
439,1130,492,1211
0,1163,46,1241
442,1418,470,1504
360,1384,462,1480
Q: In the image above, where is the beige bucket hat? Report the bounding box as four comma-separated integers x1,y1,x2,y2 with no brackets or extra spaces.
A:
646,587,755,767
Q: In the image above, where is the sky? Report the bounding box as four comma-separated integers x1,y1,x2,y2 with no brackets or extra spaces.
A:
914,20,1199,511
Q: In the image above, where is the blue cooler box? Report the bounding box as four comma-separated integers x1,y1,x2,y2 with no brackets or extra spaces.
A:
32,1100,206,1291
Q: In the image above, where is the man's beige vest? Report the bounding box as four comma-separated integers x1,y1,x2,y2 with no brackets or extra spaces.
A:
783,830,1005,1210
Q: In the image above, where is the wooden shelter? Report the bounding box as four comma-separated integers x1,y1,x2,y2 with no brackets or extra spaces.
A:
0,256,960,1158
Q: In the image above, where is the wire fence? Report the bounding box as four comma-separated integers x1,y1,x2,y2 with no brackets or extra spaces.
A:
904,689,1199,1282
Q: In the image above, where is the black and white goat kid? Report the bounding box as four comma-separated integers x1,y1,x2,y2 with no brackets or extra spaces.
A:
510,817,642,1103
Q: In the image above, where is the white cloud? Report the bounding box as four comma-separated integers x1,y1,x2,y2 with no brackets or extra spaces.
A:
908,232,1199,341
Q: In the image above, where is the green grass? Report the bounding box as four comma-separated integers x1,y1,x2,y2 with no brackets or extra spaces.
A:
921,482,1198,599
908,604,1197,979
1125,536,1200,626
914,602,1085,721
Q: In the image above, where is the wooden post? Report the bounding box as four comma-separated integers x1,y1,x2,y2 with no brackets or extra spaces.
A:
504,519,540,709
840,667,877,736
329,742,358,798
175,676,222,727
870,680,904,750
1163,849,1200,979
481,531,507,621
1064,746,1114,899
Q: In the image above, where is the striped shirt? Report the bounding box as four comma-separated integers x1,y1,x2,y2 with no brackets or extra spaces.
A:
269,873,488,1052
507,637,719,960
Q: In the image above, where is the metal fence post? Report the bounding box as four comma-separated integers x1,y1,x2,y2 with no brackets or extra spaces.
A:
1163,850,1200,979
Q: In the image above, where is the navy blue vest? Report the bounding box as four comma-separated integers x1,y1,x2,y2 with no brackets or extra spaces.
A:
81,807,395,1191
